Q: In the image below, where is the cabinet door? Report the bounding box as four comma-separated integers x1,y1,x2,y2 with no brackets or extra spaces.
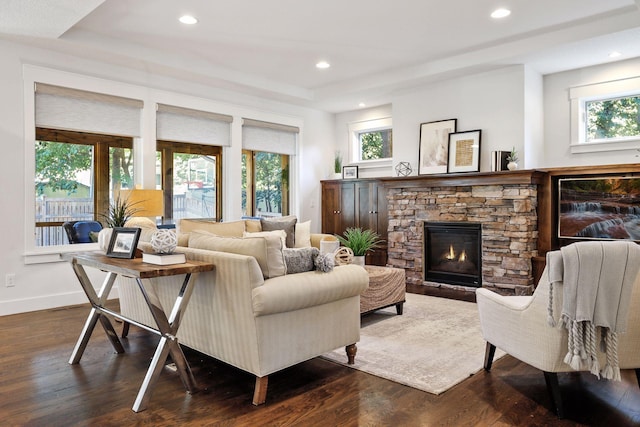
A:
340,181,356,233
321,182,342,235
356,181,375,230
374,182,388,238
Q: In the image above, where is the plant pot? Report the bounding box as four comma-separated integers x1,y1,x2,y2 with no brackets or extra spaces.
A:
507,161,518,171
333,172,342,180
352,256,365,267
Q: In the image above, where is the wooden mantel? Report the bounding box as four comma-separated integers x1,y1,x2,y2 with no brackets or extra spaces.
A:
378,169,547,188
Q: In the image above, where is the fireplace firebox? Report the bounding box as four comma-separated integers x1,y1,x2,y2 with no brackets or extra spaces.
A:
424,222,482,287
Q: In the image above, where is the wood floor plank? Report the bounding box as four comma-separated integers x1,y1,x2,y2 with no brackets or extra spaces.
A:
1,301,640,426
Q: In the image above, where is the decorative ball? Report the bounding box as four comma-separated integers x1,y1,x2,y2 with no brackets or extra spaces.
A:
334,246,354,265
395,161,412,177
150,229,178,254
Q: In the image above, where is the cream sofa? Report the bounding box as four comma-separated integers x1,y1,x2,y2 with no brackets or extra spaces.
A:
116,218,369,405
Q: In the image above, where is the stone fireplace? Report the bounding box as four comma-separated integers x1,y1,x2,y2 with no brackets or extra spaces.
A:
386,175,539,296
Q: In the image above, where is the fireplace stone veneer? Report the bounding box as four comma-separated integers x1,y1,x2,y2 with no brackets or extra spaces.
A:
387,183,538,296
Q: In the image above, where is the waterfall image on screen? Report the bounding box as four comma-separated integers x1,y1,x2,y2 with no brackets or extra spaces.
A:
558,177,640,240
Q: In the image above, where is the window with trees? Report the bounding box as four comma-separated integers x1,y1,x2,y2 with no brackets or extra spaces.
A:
348,117,393,164
570,77,640,153
35,128,133,246
157,141,222,222
359,128,393,161
241,150,289,218
586,95,640,142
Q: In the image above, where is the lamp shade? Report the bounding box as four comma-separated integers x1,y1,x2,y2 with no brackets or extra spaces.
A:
118,189,164,217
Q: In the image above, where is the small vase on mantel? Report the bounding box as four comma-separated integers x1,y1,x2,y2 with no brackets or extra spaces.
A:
507,161,518,171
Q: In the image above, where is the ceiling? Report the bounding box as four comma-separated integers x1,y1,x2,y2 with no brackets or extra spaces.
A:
2,0,640,112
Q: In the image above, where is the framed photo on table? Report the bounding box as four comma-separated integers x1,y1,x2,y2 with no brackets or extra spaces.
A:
418,118,457,175
447,129,482,173
342,165,359,179
106,227,141,259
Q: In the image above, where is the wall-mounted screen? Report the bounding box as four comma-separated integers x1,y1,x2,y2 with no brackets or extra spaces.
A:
558,177,640,241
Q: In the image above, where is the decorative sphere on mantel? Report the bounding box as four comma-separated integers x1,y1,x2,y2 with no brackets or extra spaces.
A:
150,229,178,254
395,161,412,177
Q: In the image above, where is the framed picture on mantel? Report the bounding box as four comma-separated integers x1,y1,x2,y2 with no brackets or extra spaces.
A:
447,129,481,173
418,119,457,175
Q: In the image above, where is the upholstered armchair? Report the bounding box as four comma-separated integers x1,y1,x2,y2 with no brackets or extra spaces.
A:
476,242,640,418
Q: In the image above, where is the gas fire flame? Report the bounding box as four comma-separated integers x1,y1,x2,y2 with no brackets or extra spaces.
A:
444,245,467,262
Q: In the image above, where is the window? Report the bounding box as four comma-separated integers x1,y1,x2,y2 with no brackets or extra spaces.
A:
241,119,298,218
157,141,222,221
359,128,393,160
242,150,289,217
35,128,133,246
585,95,640,142
570,76,640,153
348,117,393,164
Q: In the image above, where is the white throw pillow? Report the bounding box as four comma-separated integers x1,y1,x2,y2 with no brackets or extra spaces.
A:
294,220,312,248
243,229,287,248
188,230,286,279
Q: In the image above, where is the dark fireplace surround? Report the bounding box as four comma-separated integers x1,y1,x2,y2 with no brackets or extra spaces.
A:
386,178,539,296
424,222,482,287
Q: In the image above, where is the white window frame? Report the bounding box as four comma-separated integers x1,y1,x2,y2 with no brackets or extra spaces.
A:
570,76,640,154
348,117,392,168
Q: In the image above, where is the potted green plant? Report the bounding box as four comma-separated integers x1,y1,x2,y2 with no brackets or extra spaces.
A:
506,147,519,170
336,227,383,266
100,194,142,228
333,151,342,179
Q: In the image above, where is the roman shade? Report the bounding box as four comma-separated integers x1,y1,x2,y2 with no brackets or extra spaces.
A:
242,118,298,156
35,83,143,137
156,103,232,146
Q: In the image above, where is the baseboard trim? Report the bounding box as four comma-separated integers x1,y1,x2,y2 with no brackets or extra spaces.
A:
0,288,120,316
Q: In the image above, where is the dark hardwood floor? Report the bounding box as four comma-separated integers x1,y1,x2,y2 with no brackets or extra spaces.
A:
2,301,640,426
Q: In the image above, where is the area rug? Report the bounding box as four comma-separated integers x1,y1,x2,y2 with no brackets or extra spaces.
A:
321,292,505,395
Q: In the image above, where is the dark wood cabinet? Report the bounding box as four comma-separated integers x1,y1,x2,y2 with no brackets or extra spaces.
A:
322,179,388,266
321,181,355,235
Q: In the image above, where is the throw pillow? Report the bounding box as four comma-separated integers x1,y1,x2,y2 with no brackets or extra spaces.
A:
261,216,297,248
294,220,311,248
179,219,245,237
314,252,335,272
243,229,286,248
188,230,286,279
245,219,262,233
283,247,319,274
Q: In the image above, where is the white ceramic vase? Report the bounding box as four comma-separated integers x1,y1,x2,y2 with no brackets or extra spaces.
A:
352,256,365,267
507,161,518,171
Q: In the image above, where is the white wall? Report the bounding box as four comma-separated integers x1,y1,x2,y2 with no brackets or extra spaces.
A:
392,66,530,173
543,57,640,167
0,39,333,315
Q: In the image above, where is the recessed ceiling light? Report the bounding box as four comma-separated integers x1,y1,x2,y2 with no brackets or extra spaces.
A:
316,61,331,69
491,8,511,19
608,51,622,58
179,15,198,25
358,102,366,108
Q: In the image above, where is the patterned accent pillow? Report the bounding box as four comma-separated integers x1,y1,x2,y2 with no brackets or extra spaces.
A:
283,247,319,274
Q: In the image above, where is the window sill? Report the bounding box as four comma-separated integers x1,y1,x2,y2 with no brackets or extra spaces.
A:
570,138,640,154
353,158,393,169
24,243,100,265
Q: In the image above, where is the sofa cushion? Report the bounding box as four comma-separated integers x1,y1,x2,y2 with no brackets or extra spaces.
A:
124,217,158,243
283,247,319,274
294,220,311,248
188,230,286,279
179,219,245,237
252,264,369,316
261,216,297,248
245,219,262,233
243,229,286,248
